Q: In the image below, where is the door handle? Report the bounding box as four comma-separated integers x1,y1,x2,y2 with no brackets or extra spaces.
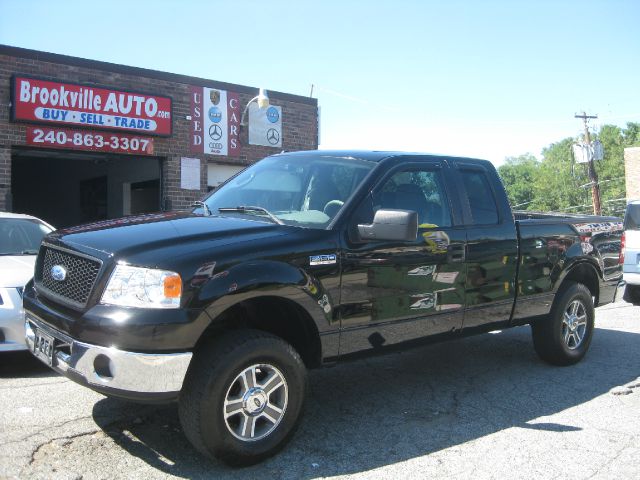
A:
447,244,466,262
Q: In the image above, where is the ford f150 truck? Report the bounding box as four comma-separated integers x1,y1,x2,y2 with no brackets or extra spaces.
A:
23,150,623,465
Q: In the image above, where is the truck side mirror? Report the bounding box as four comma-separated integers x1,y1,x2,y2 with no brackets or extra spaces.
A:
357,209,418,242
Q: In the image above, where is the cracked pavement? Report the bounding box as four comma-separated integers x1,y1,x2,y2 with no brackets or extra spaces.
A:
1,302,639,479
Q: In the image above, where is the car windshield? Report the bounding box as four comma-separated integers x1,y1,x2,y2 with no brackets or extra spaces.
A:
624,204,640,231
197,154,376,229
0,218,53,255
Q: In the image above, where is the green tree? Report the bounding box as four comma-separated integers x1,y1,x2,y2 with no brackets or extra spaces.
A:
592,125,626,216
622,122,640,146
497,154,539,208
530,137,587,213
498,122,639,216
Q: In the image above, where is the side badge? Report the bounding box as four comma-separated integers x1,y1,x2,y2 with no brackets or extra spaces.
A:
309,254,337,266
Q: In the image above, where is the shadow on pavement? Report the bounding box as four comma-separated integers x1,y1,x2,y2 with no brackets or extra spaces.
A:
92,324,640,479
0,350,58,378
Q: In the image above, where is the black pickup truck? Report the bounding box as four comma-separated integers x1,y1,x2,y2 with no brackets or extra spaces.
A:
23,150,623,465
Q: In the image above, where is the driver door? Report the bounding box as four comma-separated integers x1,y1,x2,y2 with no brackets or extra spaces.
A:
338,159,466,356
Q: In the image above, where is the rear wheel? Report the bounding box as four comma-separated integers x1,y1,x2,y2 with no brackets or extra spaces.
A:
179,329,307,466
531,282,594,366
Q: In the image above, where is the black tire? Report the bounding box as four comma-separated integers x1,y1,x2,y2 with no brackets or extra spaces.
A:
179,329,307,466
531,282,595,366
624,284,640,305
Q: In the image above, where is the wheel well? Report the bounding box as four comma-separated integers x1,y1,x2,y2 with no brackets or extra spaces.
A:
198,296,322,368
561,263,600,305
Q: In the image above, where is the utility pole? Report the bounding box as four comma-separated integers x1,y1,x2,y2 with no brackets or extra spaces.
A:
575,112,602,215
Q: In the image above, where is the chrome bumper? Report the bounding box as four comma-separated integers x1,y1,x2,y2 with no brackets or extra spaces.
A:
614,280,627,302
623,272,640,286
0,287,28,352
25,317,192,396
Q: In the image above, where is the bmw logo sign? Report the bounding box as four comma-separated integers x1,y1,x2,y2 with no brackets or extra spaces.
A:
51,265,67,282
266,106,279,123
208,107,222,123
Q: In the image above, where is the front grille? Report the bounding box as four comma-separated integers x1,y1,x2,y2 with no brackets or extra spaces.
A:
38,245,102,309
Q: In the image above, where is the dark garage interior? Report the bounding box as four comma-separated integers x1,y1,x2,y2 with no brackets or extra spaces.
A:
11,149,162,229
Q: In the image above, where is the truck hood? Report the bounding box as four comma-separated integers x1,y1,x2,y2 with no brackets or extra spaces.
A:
47,212,283,258
0,255,37,287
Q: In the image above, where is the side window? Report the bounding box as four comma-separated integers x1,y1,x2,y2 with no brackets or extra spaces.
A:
372,168,451,227
460,169,499,225
624,204,640,231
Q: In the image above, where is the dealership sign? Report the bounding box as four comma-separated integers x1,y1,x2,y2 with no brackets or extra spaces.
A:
248,103,282,148
189,86,240,156
12,76,172,136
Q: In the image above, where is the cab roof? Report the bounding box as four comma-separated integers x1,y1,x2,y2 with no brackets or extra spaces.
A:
276,149,489,164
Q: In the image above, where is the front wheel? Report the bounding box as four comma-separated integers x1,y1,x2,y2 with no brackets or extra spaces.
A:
531,282,595,366
179,329,307,466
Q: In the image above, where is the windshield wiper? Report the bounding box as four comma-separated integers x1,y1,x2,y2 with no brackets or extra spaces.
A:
192,201,211,216
21,249,39,255
218,206,284,225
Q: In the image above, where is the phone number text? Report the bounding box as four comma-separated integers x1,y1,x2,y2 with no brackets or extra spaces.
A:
26,127,154,155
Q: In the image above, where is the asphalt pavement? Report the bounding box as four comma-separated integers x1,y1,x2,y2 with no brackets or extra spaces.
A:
1,301,639,479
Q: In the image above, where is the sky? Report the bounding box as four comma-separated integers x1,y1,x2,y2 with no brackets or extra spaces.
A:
1,0,639,165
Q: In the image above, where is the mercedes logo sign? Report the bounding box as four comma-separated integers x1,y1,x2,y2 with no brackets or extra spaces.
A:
267,128,280,145
209,124,223,141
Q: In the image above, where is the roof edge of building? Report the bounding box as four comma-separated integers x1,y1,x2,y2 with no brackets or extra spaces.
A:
0,44,318,106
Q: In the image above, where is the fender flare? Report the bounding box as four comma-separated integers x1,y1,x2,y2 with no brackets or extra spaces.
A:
192,260,337,358
552,257,602,300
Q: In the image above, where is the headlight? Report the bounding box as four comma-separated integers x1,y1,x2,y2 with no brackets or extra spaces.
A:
101,264,182,309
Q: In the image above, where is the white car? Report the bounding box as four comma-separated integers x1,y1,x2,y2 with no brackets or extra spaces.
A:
0,212,54,352
622,201,640,302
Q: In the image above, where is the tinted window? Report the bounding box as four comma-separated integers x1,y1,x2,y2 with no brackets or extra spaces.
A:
0,218,53,255
624,204,640,231
461,169,499,225
371,168,451,227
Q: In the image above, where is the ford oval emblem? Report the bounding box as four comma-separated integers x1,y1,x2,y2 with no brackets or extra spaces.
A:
51,265,67,282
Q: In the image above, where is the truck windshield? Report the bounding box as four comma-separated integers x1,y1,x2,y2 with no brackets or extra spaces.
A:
198,154,376,228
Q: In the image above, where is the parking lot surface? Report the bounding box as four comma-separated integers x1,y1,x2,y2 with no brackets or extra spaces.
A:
1,302,639,480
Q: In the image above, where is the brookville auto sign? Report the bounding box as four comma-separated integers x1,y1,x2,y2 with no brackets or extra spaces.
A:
11,76,172,136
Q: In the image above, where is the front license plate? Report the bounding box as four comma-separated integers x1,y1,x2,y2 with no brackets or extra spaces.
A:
33,329,55,366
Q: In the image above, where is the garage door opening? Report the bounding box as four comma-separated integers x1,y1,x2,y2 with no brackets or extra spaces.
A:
11,149,162,229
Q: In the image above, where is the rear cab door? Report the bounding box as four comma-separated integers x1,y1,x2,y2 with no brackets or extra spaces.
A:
450,160,519,329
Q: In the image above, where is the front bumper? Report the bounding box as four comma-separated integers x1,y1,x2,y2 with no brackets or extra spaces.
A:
25,316,192,403
613,280,627,302
0,287,28,352
623,272,640,286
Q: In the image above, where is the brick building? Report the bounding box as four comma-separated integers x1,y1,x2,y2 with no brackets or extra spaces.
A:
0,45,318,228
625,147,640,201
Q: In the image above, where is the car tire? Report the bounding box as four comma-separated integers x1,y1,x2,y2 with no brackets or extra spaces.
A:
531,282,594,366
624,284,640,304
179,329,307,466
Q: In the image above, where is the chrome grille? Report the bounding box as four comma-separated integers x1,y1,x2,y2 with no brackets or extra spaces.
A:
39,246,102,308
